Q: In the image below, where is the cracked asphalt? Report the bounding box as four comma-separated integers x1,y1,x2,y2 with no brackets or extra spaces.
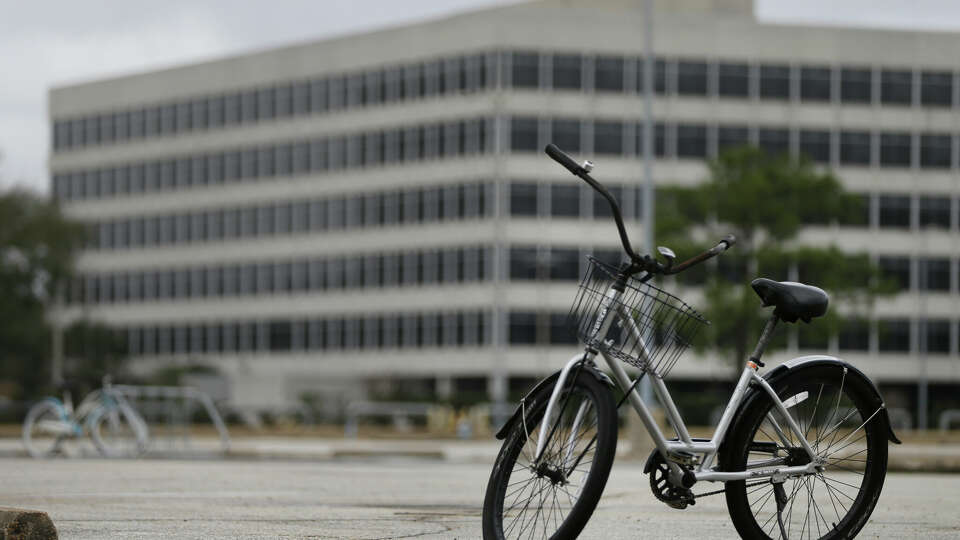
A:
1,457,958,539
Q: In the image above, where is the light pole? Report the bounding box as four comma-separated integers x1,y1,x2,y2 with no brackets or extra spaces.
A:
639,0,656,405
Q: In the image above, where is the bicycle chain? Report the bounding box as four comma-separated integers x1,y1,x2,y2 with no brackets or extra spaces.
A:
693,480,768,500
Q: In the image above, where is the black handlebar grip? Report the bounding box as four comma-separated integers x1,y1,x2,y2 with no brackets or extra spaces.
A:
721,234,737,249
545,144,584,176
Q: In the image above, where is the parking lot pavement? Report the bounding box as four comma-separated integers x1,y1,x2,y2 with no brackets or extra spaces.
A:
1,457,958,539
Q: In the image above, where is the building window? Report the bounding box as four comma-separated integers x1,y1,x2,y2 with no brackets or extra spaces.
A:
919,196,951,229
510,247,547,281
800,66,831,101
920,134,951,168
717,125,749,152
593,121,623,155
840,131,871,165
878,256,911,291
510,117,539,152
551,185,580,217
328,76,347,109
920,71,952,107
926,320,951,353
509,312,538,344
759,64,790,99
920,258,951,291
881,69,912,105
838,319,869,351
758,128,789,156
879,133,912,167
636,123,666,156
593,186,621,218
676,61,707,96
676,124,707,158
551,119,580,152
718,63,749,97
552,54,582,90
878,195,911,228
840,68,872,103
878,319,911,352
594,56,624,92
636,58,667,94
511,51,540,88
510,183,539,217
799,130,830,163
549,248,580,281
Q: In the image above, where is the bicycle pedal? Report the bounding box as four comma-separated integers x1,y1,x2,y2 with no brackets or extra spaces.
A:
665,489,696,510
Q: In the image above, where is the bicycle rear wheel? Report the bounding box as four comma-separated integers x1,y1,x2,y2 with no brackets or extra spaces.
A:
22,400,69,458
482,371,617,540
724,365,888,539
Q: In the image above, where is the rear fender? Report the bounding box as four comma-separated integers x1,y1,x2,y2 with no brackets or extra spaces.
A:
494,363,614,440
738,355,901,446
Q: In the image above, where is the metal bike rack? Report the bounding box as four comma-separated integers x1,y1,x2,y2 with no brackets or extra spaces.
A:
114,385,231,453
939,409,960,432
343,401,434,438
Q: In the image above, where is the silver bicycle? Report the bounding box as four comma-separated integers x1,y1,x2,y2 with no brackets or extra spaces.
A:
481,144,900,540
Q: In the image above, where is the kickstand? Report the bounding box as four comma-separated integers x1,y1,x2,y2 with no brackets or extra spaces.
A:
773,480,789,539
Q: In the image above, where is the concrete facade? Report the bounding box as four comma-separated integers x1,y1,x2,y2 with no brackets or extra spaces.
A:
48,0,960,423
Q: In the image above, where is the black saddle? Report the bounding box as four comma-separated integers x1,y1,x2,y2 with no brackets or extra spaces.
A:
751,278,829,323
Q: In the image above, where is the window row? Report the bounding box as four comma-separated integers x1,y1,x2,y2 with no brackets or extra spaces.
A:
849,194,955,230
506,181,955,231
69,246,492,305
87,182,493,251
504,246,960,295
508,311,960,355
509,116,960,169
509,182,647,220
54,49,960,155
53,52,495,152
505,50,956,107
798,318,960,354
52,118,493,202
878,256,958,292
122,311,492,356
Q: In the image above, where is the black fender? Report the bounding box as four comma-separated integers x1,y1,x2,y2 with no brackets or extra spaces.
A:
735,355,901,447
494,362,614,440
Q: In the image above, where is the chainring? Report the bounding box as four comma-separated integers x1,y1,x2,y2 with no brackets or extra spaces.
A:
647,452,695,509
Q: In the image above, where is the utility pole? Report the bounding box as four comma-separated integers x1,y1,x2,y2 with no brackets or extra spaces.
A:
640,0,656,405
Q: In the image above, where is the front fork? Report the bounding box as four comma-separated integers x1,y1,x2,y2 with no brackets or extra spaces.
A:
533,351,597,464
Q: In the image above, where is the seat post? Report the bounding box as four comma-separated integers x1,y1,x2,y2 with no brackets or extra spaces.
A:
748,312,780,368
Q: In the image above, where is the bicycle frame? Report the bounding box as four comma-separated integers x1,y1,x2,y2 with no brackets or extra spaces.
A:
535,281,821,484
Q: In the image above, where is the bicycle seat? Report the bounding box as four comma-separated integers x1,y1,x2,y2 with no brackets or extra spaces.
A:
750,278,828,323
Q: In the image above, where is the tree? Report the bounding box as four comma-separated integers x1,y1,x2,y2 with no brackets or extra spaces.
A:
656,146,892,372
0,187,100,399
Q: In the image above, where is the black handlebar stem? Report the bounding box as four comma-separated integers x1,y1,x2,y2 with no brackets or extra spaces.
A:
544,143,736,277
544,144,642,265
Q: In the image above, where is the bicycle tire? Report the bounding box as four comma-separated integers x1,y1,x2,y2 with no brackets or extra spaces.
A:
22,400,68,458
723,365,888,540
482,372,617,540
90,402,149,458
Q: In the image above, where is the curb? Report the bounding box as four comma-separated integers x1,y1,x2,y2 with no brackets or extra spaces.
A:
0,507,57,540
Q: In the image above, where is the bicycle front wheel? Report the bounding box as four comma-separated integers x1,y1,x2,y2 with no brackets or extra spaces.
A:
724,365,888,540
482,371,617,540
90,402,149,458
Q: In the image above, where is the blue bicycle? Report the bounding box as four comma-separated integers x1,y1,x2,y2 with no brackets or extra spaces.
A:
22,377,149,458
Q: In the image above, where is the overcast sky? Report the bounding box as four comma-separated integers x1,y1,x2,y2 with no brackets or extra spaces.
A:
2,0,960,193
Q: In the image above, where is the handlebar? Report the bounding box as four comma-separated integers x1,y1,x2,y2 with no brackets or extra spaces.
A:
661,235,736,275
544,143,735,277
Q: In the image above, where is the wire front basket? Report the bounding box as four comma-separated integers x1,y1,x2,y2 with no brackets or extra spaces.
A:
567,257,709,378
